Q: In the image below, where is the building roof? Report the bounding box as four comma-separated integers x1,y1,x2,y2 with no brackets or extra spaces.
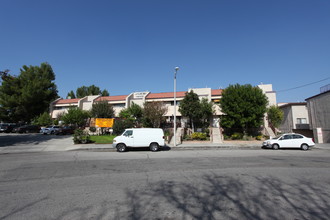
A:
305,90,330,101
54,98,80,104
146,91,187,99
279,102,307,108
211,89,222,96
95,95,127,102
53,89,224,105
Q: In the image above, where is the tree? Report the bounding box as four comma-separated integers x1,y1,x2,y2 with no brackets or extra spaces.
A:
267,105,284,130
67,90,76,99
219,84,268,135
34,112,53,126
143,102,167,128
0,63,58,122
61,107,90,127
179,90,201,130
200,98,214,127
119,102,143,126
90,100,114,118
68,85,109,98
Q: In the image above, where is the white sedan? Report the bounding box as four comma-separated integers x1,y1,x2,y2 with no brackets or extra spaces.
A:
262,133,315,151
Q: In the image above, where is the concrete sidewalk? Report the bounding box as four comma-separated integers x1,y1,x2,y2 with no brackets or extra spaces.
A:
66,140,330,151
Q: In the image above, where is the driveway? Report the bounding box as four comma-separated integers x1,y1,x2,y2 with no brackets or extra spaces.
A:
0,133,74,153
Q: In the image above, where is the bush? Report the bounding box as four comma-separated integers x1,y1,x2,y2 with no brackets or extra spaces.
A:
191,132,207,140
73,129,91,144
112,119,134,135
89,127,97,132
255,135,263,140
231,132,243,140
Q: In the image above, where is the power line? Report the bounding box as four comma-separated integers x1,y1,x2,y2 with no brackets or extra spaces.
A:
277,76,330,93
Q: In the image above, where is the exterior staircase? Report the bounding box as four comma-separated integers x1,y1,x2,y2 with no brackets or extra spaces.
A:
265,126,276,138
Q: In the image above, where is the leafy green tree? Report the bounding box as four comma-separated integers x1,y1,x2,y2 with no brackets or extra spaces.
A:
69,85,109,98
90,100,114,118
267,105,284,130
67,90,76,99
61,107,90,127
0,63,58,122
219,84,268,135
112,119,134,135
143,102,167,128
179,90,201,130
200,98,214,127
119,102,143,125
34,112,53,126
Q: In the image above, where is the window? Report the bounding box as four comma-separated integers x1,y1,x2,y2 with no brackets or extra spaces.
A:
297,118,307,124
170,101,180,106
283,135,292,140
293,134,303,139
123,130,133,137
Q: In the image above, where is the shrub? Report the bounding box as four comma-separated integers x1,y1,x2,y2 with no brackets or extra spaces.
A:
191,132,207,140
231,132,243,140
89,127,97,132
112,119,134,135
256,135,263,140
73,129,91,144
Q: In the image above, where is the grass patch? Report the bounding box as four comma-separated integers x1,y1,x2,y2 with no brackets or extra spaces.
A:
90,135,116,144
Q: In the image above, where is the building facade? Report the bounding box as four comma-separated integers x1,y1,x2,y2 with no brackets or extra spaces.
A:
278,102,311,137
50,84,276,131
306,89,330,143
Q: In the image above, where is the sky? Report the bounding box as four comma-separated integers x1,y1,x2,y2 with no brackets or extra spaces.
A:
1,0,330,103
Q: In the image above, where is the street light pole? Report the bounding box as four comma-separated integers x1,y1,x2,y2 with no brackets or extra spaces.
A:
174,67,179,147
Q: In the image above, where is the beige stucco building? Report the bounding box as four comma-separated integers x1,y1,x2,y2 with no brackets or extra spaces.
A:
278,102,311,137
50,84,276,132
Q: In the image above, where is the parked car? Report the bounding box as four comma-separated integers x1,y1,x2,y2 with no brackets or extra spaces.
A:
0,123,9,132
112,128,165,152
3,124,19,133
55,126,75,135
40,125,61,135
13,125,40,133
262,133,315,151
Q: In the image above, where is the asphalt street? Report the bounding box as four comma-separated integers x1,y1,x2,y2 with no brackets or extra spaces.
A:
1,147,330,220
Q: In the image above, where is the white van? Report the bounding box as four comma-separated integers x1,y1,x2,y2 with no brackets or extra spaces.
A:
112,128,165,152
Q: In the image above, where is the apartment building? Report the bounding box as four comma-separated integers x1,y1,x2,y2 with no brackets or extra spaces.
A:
278,102,311,137
306,86,330,143
50,84,275,130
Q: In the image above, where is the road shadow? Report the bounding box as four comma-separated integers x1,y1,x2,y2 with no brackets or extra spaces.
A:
0,133,72,147
121,174,330,220
51,174,330,220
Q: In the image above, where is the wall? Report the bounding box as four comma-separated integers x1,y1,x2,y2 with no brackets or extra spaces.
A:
291,105,309,129
307,91,330,143
279,105,293,133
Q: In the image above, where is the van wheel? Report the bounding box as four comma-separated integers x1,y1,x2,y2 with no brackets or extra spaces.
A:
150,143,159,152
117,144,126,152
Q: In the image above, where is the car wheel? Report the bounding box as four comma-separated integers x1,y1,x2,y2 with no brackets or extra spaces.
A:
117,143,126,152
272,144,279,150
150,143,159,152
301,144,309,151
